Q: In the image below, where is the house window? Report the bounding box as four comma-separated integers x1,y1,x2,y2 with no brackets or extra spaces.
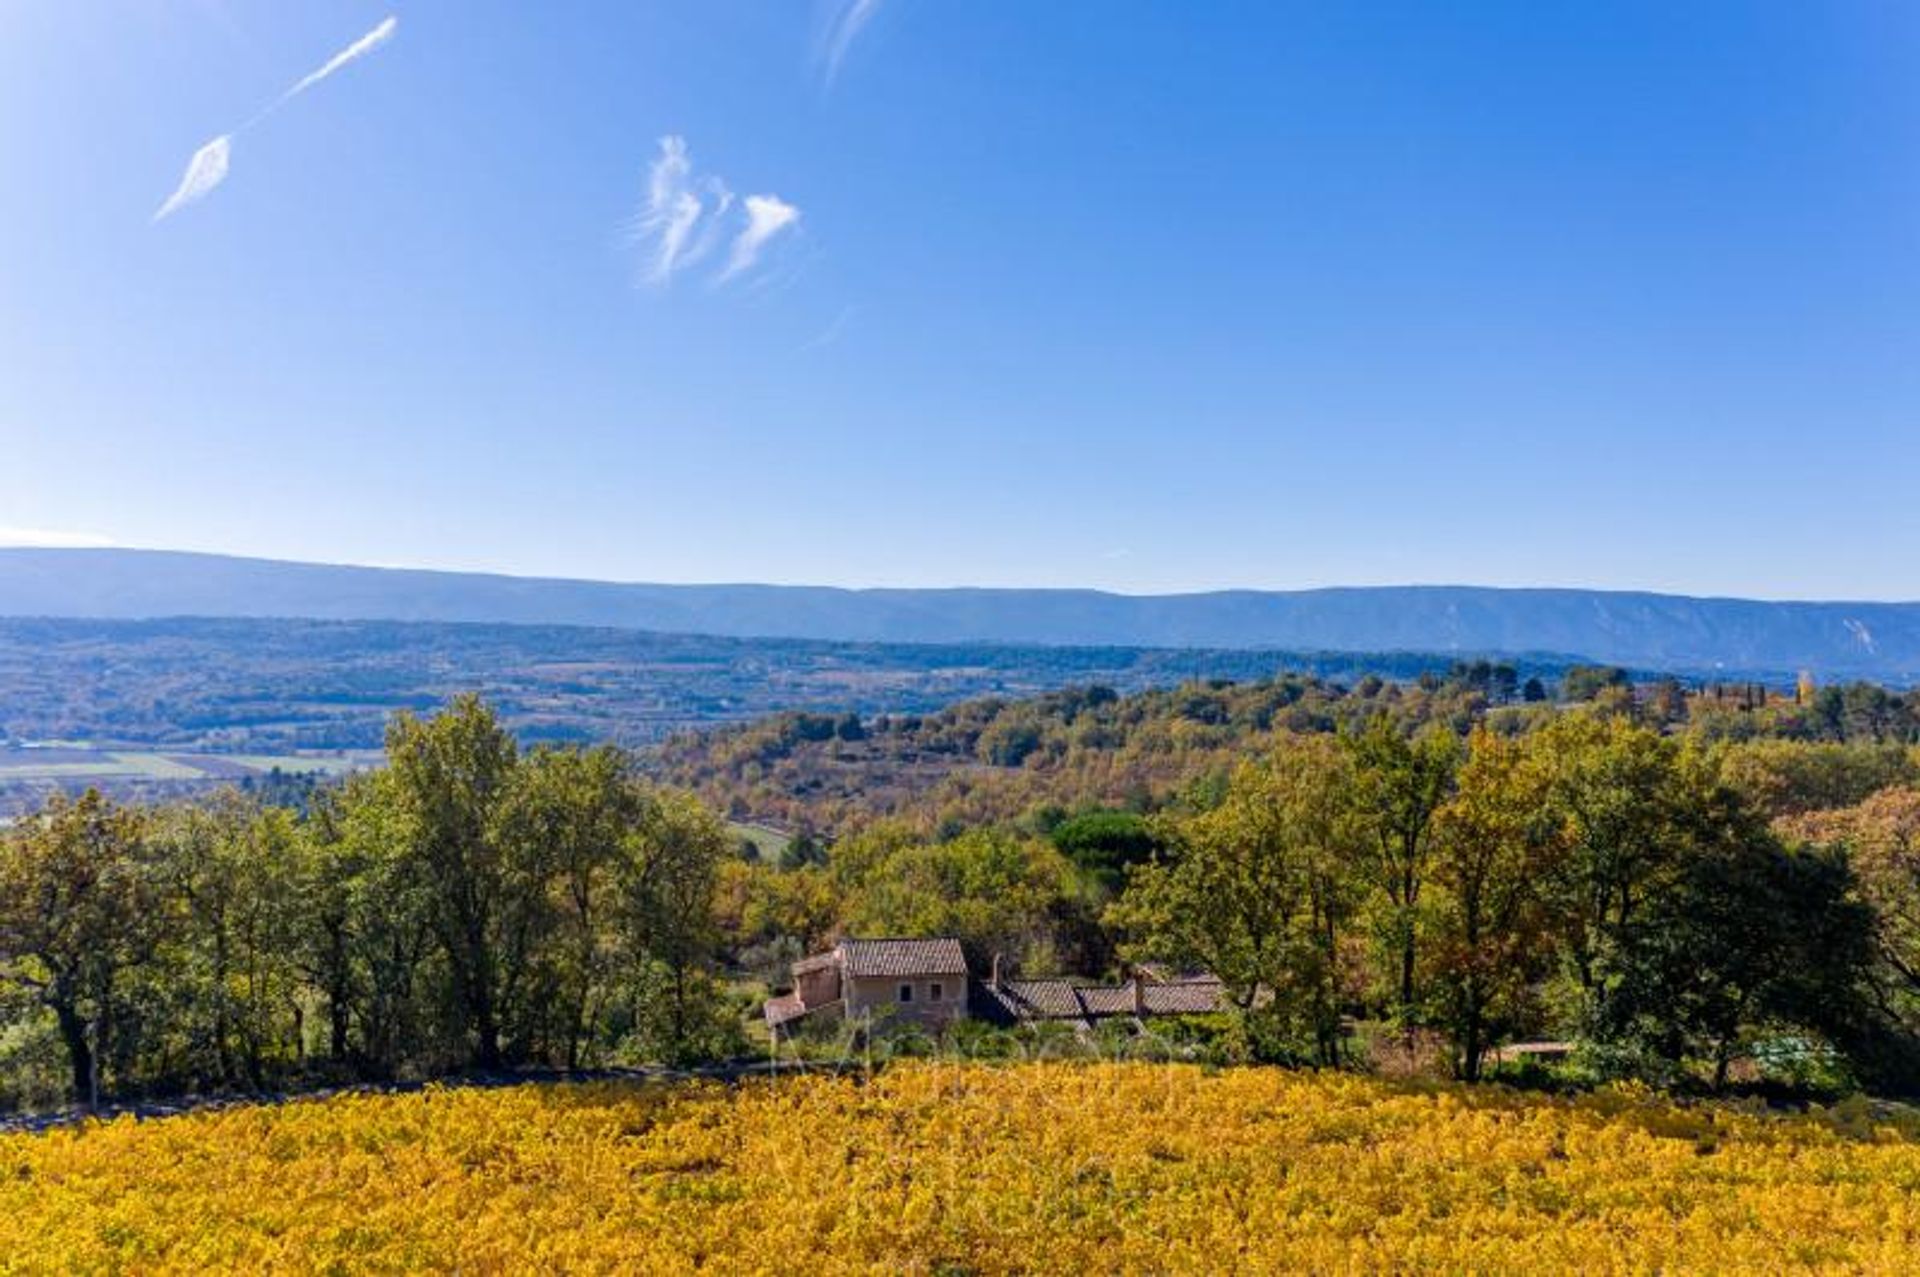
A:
898,983,913,1003
930,982,944,1002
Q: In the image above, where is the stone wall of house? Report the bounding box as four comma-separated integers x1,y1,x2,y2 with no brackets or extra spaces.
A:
845,973,968,1028
796,964,841,1009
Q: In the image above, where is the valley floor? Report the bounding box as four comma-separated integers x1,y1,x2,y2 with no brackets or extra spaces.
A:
2,1062,1917,1273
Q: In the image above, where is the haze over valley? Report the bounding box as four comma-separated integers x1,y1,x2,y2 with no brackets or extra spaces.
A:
5,548,1919,682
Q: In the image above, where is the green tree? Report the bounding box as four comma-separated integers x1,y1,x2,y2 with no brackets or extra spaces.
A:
1345,717,1459,1028
0,791,158,1106
384,694,521,1070
1713,740,1918,820
778,830,827,871
1111,739,1360,1064
152,794,305,1090
1049,809,1163,895
1533,714,1692,1021
1600,829,1873,1090
849,830,1081,972
492,744,643,1068
301,769,445,1078
614,790,735,1064
1430,729,1561,1079
1563,665,1630,702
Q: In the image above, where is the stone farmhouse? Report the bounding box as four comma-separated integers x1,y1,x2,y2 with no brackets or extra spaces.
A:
763,937,1227,1036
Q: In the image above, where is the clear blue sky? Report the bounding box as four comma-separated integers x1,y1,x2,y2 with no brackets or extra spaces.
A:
2,2,1917,598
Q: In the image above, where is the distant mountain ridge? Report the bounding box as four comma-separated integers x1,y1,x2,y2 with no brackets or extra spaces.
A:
2,548,1917,682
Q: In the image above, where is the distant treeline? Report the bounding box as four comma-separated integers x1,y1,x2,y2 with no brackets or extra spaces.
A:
8,673,1920,1111
655,661,1920,836
0,615,1693,762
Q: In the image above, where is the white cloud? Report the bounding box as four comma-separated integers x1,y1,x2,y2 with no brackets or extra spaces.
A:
0,527,115,548
153,15,396,222
280,15,398,105
633,138,796,287
153,135,232,221
722,195,801,280
821,0,886,83
638,136,731,283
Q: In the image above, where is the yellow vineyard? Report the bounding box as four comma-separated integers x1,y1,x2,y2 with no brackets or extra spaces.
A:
4,1064,1919,1274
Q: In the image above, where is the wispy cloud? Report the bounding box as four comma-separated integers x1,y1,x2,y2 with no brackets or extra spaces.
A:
637,136,730,282
279,15,397,106
819,0,886,84
0,527,115,548
631,137,799,287
154,15,397,221
154,135,232,221
794,306,854,354
723,195,801,280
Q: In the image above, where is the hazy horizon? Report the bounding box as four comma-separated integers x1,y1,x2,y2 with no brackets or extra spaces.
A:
10,543,1920,609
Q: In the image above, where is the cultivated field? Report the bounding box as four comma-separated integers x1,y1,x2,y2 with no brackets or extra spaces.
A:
3,1063,1917,1274
0,745,374,812
0,747,369,784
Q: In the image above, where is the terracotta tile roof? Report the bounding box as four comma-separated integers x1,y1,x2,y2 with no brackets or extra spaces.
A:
967,982,1025,1026
971,974,1230,1024
1002,979,1084,1018
971,980,1084,1026
792,953,839,975
1140,978,1228,1015
838,937,968,979
1076,985,1137,1017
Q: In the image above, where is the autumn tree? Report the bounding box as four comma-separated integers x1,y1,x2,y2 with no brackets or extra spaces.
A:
1713,740,1917,820
1430,729,1562,1080
1786,787,1920,1033
847,829,1084,973
1112,739,1361,1063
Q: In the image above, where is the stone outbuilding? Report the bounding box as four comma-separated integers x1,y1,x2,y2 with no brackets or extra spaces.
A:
763,937,971,1034
763,937,1226,1035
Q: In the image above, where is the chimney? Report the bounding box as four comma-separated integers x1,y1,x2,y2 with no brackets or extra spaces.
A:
989,952,1003,991
1131,970,1147,1015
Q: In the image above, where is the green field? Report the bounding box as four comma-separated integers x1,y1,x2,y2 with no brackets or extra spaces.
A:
726,819,794,861
217,753,369,776
0,747,377,785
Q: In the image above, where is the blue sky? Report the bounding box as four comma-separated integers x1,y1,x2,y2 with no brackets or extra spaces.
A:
2,2,1917,598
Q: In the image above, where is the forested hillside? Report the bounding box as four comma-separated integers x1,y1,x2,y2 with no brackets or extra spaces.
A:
0,616,1568,755
0,616,1592,814
654,663,1920,837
